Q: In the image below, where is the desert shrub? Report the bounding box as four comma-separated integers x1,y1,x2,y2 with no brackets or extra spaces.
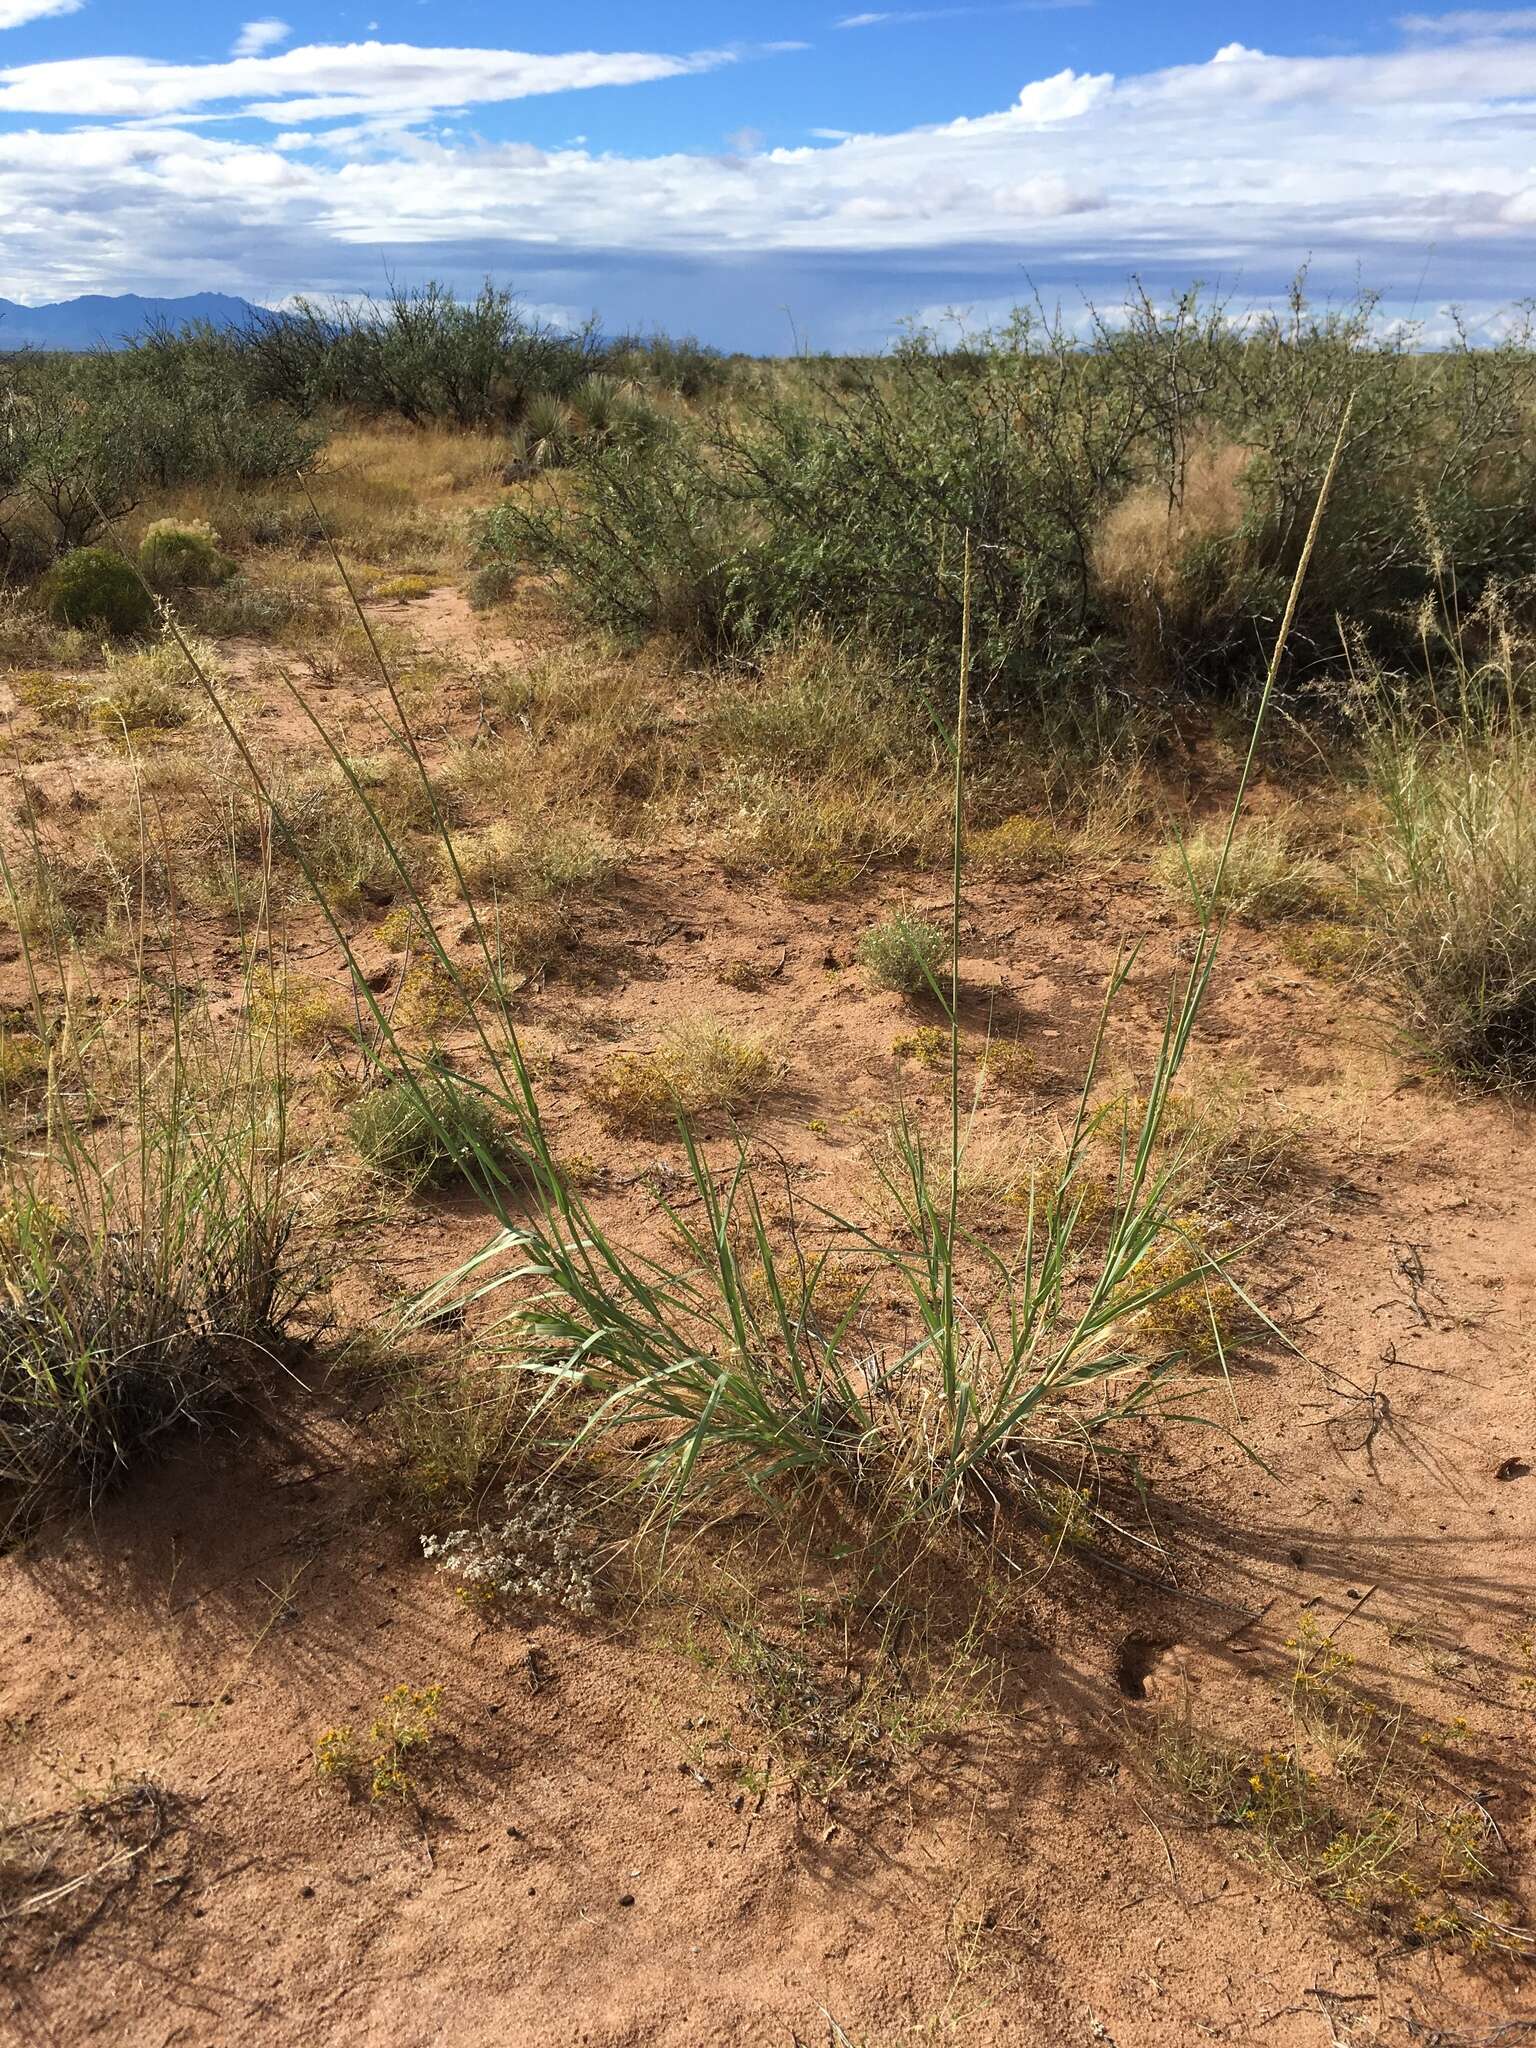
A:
39,548,153,637
349,1069,525,1190
856,911,948,995
468,561,518,611
139,519,233,590
479,415,753,654
0,343,320,567
608,330,733,399
226,281,606,427
486,279,1536,707
0,520,54,586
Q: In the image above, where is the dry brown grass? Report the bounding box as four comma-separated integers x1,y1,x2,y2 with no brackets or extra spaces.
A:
1094,439,1249,608
587,1020,779,1137
1153,810,1344,923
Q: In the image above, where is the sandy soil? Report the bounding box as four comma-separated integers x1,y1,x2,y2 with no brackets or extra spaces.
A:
0,585,1532,2048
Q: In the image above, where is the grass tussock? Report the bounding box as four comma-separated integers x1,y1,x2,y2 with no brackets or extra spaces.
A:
1154,811,1341,924
349,1067,526,1191
0,963,310,1533
1365,623,1536,1084
856,911,949,996
587,1021,779,1137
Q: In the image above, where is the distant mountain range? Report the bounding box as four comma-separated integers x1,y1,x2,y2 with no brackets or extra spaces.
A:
0,292,262,351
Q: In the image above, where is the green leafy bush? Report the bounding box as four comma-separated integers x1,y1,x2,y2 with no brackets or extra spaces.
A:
40,547,154,636
139,519,234,590
468,561,518,612
484,279,1536,706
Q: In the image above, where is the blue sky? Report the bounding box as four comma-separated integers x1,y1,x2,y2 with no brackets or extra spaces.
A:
2,3,1535,348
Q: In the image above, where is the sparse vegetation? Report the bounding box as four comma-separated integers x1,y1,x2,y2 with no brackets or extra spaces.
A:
4,279,1534,2039
421,1480,597,1616
316,1683,444,1801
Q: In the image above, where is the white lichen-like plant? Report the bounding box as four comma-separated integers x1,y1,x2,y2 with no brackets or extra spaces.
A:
421,1481,596,1615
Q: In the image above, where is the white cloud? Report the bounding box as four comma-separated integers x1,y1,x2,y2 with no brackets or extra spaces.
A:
1010,67,1112,122
232,19,290,60
4,22,1536,336
0,40,742,122
0,0,82,27
1397,8,1536,33
837,3,1090,24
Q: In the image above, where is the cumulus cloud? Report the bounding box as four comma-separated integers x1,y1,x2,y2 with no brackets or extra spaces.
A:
0,0,82,27
4,22,1536,342
232,20,290,59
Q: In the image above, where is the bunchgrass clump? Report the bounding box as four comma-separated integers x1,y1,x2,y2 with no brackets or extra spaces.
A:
349,1068,525,1190
0,966,308,1532
467,561,518,611
968,813,1068,880
1366,643,1536,1085
450,820,619,904
1154,813,1337,923
856,911,948,997
587,1021,777,1137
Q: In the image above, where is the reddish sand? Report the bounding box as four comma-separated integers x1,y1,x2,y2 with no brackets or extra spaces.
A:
1,589,1532,2046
